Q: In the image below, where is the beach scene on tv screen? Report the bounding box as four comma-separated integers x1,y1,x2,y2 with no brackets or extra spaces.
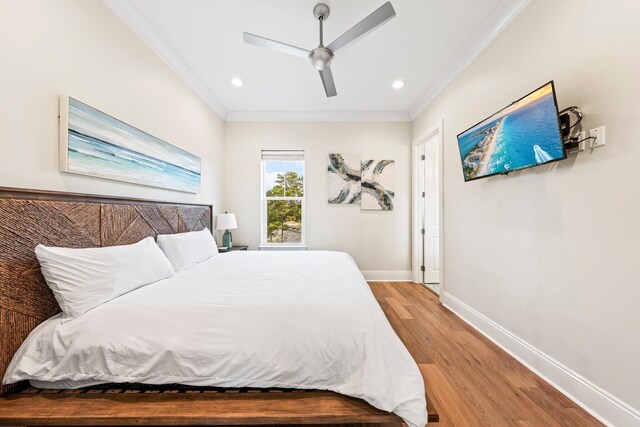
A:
457,83,564,181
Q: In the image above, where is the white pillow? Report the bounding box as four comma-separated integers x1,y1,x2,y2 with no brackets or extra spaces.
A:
35,237,175,319
157,228,218,272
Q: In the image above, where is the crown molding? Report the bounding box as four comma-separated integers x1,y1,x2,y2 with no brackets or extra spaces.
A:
102,0,228,120
225,111,411,122
408,0,533,120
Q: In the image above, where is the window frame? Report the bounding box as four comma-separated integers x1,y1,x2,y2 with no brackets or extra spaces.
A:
260,158,306,248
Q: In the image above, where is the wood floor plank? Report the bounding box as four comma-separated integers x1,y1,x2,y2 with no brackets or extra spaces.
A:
515,390,568,426
447,331,556,424
419,364,484,427
383,281,412,306
454,331,538,388
383,316,434,364
375,290,434,364
385,296,413,319
534,378,581,409
520,387,602,427
427,348,514,426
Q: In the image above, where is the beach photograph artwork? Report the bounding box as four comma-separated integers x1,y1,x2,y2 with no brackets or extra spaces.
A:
457,82,564,181
60,96,201,193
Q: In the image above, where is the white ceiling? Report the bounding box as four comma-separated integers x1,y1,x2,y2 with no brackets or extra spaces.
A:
104,0,532,121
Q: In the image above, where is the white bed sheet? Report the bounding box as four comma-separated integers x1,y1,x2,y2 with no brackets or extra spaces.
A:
3,251,427,426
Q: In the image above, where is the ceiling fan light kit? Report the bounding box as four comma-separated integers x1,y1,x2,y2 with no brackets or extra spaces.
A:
243,2,396,98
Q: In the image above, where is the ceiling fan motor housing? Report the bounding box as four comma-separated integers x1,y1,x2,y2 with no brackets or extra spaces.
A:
309,47,333,71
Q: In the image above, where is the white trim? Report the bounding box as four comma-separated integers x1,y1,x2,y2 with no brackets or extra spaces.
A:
259,246,308,250
102,0,227,119
411,120,445,296
408,0,533,119
361,270,412,282
441,292,640,427
264,197,303,201
225,111,411,122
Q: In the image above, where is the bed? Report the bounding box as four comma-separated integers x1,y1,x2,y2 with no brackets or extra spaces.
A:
0,187,431,426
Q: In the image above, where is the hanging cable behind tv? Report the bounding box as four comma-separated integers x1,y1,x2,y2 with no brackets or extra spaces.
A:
559,106,596,151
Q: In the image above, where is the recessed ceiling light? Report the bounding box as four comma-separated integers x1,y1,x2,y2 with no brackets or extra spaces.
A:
231,78,244,87
392,79,405,90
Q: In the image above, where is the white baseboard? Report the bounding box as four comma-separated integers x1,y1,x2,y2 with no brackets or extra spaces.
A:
361,270,412,282
441,292,640,427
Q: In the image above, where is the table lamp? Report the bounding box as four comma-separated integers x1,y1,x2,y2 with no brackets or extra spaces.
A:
216,212,237,249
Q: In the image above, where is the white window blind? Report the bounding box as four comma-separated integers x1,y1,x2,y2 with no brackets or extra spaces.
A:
261,150,305,161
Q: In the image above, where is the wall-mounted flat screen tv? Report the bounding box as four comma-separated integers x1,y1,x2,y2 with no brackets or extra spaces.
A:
457,81,565,182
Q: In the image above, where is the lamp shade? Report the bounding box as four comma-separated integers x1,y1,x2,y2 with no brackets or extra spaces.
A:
216,213,237,230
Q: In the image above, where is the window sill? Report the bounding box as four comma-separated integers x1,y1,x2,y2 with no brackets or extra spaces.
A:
259,245,308,251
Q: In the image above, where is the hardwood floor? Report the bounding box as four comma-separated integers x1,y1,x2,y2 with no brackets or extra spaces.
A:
369,281,603,427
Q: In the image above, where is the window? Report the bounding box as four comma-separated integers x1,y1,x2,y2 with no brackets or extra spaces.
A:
261,150,305,247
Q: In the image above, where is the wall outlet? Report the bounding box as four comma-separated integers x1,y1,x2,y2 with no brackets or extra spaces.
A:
589,126,606,148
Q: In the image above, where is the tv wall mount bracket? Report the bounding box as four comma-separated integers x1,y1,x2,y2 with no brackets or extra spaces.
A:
559,106,594,150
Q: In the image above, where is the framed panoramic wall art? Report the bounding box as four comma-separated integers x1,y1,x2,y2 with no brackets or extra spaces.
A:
59,96,201,193
361,159,395,211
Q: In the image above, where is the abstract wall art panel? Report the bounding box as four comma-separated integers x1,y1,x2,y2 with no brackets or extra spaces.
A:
327,153,361,204
361,159,395,210
59,96,201,193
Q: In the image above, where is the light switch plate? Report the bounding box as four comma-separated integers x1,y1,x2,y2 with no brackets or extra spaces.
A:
589,126,606,148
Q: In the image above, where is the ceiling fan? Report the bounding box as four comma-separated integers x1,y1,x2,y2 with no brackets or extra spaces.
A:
243,2,396,98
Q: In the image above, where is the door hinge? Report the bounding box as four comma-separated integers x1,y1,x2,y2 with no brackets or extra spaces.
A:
420,228,425,235
421,155,425,160
420,265,425,272
421,192,425,197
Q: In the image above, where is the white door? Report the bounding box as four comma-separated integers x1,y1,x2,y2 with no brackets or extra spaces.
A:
421,135,440,284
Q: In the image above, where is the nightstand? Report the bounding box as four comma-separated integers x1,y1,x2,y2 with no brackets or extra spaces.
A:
218,245,248,253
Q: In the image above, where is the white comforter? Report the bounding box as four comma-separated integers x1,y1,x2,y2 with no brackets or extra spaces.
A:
3,251,427,426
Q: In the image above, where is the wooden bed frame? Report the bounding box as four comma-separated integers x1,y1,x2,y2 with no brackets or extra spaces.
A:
0,187,438,426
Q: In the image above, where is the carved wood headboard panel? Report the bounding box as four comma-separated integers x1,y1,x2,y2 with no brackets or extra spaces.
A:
0,187,212,394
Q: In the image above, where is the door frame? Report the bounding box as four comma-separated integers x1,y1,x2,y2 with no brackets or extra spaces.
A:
411,119,445,298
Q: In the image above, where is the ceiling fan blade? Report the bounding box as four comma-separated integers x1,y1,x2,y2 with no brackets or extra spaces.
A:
243,32,310,59
319,66,337,97
327,2,396,54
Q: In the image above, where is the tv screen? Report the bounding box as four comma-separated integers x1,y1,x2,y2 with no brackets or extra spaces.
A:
457,81,565,182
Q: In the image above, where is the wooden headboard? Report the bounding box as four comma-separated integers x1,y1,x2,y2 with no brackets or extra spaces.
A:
0,187,212,394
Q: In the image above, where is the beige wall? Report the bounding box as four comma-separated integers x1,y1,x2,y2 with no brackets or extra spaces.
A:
0,0,225,208
413,0,640,413
223,121,412,277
